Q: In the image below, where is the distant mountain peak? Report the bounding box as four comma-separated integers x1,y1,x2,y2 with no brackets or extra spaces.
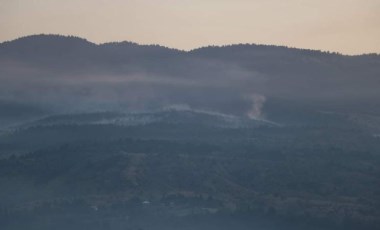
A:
1,34,94,46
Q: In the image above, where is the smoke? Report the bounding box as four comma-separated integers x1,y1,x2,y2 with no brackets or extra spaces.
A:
247,94,266,119
0,56,264,116
3,40,378,118
163,104,192,111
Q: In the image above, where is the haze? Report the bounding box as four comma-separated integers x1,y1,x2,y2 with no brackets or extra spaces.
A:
1,0,379,55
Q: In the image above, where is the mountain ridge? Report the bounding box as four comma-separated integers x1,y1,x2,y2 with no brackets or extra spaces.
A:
2,34,379,57
1,33,380,126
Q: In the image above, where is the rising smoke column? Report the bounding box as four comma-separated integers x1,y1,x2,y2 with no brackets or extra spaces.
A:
247,94,266,119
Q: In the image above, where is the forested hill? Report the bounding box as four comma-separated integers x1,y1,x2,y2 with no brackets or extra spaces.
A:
1,35,380,230
1,34,379,72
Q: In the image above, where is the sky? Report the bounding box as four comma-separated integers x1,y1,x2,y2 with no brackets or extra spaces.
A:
0,0,379,54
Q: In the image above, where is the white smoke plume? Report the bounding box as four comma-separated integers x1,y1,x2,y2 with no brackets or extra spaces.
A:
247,94,266,119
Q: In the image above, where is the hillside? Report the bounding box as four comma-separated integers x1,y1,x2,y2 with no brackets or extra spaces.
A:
0,35,380,230
1,35,379,122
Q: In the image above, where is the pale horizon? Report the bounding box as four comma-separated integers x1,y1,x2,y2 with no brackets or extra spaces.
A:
1,0,380,55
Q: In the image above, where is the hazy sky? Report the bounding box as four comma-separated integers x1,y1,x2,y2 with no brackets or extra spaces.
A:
1,0,379,54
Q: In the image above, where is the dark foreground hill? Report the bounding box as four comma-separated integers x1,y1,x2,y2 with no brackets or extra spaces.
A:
0,110,379,230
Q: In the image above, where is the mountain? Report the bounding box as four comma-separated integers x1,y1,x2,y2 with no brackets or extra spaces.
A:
1,35,380,230
1,34,379,124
